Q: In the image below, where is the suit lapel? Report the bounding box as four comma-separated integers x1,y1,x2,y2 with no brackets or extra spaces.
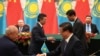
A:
91,24,93,32
60,40,65,56
73,18,78,30
61,40,66,53
63,35,75,55
74,18,78,25
21,26,24,32
37,23,45,34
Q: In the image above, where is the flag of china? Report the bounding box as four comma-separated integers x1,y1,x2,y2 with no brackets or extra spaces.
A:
7,0,23,26
41,0,58,34
75,0,90,23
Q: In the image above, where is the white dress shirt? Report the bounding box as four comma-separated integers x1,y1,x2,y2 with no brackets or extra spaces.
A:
65,33,73,43
19,27,23,33
86,24,91,33
38,22,43,27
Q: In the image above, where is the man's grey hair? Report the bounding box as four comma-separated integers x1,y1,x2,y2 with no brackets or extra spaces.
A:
5,25,18,35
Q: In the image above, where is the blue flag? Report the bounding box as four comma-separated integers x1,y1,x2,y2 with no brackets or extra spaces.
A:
58,0,72,25
92,0,100,32
24,0,39,31
41,42,49,53
0,0,6,34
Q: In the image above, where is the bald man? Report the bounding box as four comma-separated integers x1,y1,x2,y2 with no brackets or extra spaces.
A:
0,25,23,56
15,19,30,33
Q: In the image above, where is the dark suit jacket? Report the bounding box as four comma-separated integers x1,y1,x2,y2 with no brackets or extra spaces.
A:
73,18,87,52
84,23,99,34
47,35,85,56
73,18,85,40
29,23,47,55
0,36,23,56
15,24,30,32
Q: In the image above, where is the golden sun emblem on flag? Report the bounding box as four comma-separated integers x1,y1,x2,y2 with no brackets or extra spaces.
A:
96,3,100,12
82,0,85,2
25,2,39,18
62,2,72,13
28,3,38,14
0,2,4,17
58,1,72,17
92,2,100,18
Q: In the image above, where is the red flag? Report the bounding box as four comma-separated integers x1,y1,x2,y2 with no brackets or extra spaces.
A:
41,0,58,34
7,0,23,26
75,0,90,23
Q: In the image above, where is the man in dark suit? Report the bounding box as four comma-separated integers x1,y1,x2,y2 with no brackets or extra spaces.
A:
15,20,30,55
15,19,30,32
37,22,85,56
29,13,55,55
0,25,23,56
84,15,99,41
66,9,87,54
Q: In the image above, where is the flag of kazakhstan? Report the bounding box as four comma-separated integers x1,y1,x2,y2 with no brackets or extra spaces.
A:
24,0,39,31
41,42,49,53
58,0,72,25
92,0,100,32
0,0,6,34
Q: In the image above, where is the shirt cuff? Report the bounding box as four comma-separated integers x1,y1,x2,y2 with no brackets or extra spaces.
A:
43,53,46,56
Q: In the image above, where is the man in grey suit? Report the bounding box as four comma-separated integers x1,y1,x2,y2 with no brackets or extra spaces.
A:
36,22,85,56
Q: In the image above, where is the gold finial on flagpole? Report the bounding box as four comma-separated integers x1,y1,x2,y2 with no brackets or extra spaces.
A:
44,0,46,2
9,0,11,2
82,0,85,2
14,0,16,3
48,0,51,3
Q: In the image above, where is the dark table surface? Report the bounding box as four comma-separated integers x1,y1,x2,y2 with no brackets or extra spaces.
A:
1,34,100,56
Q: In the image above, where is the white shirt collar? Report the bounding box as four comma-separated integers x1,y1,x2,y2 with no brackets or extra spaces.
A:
86,23,91,25
65,33,73,43
38,22,43,27
74,17,77,22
